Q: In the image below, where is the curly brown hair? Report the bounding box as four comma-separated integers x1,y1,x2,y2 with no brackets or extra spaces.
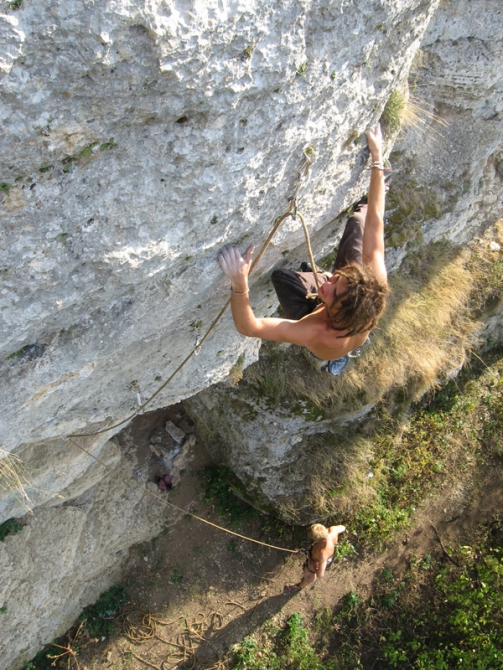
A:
329,263,389,337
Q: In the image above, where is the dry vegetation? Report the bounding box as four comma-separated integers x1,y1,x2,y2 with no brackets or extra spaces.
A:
0,447,34,514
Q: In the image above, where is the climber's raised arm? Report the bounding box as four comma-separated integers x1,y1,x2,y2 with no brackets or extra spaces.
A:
362,123,387,284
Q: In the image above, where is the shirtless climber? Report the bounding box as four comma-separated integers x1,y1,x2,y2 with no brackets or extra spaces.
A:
284,523,346,592
218,124,389,373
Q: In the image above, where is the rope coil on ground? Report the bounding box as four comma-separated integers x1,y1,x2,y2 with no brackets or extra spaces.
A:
124,602,248,670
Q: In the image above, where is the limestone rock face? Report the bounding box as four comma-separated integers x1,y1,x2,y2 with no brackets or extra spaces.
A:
2,0,483,666
0,433,171,670
1,0,439,518
185,375,373,519
385,0,503,270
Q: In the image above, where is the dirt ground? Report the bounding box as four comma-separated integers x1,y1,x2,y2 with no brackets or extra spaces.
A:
74,402,503,670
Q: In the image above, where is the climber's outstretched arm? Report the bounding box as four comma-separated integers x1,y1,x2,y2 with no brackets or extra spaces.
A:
218,244,325,346
363,123,387,284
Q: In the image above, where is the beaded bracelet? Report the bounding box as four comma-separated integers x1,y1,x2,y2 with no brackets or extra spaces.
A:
231,288,249,295
369,160,392,172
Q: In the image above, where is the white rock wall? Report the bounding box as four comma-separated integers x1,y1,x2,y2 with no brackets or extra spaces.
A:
185,379,373,518
1,0,439,519
387,0,503,268
0,434,170,670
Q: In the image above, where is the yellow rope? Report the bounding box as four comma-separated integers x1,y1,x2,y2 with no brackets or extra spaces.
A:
65,200,321,555
124,602,249,670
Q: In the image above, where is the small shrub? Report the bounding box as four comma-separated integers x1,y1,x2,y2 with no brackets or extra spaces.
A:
228,354,245,386
201,466,257,525
21,645,55,670
380,89,405,135
79,584,129,637
0,518,23,541
170,567,183,584
242,45,255,60
296,62,308,77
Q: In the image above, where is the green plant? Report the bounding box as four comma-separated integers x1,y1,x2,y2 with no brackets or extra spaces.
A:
296,62,307,77
229,354,245,386
0,518,23,541
78,142,97,160
380,89,405,135
78,584,129,637
58,233,68,246
0,182,12,194
170,567,183,584
99,138,117,151
231,613,337,669
380,543,503,668
330,71,337,80
0,604,7,613
9,0,23,9
6,347,25,359
62,156,75,173
343,590,361,610
210,215,218,225
21,645,56,670
242,46,255,60
201,466,257,525
38,165,53,173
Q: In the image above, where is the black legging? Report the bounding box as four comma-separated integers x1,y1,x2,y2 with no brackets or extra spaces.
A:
271,203,367,320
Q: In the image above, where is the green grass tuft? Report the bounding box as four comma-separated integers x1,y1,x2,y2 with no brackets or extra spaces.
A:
231,613,338,669
380,89,405,135
78,584,129,637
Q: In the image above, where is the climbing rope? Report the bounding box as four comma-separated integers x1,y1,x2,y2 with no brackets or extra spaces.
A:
123,602,247,669
69,208,319,439
66,158,319,556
